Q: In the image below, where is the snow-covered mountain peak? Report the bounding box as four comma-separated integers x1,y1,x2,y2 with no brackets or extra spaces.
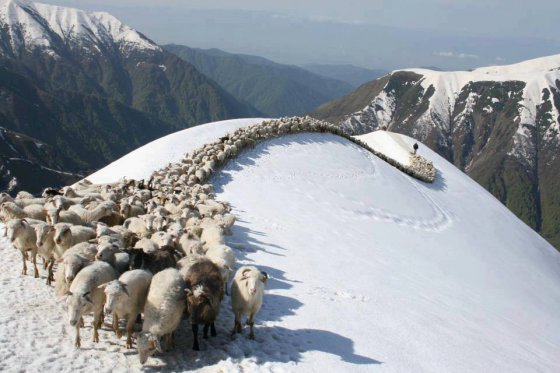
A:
0,0,160,55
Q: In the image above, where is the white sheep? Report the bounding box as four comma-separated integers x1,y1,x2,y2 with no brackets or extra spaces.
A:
66,261,117,347
231,267,268,339
34,223,58,284
120,202,145,219
95,242,130,274
200,223,225,251
150,231,176,250
123,216,150,238
6,219,39,277
53,223,96,254
68,201,116,224
0,202,46,222
177,232,204,257
137,268,186,364
54,242,97,296
45,206,84,225
100,269,153,348
205,244,236,294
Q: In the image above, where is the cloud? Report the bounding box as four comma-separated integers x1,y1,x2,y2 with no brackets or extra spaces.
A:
434,51,479,59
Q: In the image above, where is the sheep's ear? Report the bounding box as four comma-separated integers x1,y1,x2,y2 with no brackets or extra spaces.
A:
97,282,109,290
184,288,192,297
149,335,163,353
121,283,130,297
260,271,268,283
83,292,93,304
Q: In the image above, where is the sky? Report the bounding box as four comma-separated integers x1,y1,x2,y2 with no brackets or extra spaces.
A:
38,0,560,71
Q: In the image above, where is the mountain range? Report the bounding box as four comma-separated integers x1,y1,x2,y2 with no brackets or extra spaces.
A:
0,0,258,193
312,54,560,249
164,44,354,117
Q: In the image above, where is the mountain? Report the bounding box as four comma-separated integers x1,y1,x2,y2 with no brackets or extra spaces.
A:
1,120,559,371
300,63,388,87
164,44,354,117
312,54,560,249
0,0,259,193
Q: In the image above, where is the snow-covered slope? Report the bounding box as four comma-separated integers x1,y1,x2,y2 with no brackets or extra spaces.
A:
86,118,268,184
0,0,159,55
1,122,560,372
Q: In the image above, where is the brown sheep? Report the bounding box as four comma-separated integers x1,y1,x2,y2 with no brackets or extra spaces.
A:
183,258,224,351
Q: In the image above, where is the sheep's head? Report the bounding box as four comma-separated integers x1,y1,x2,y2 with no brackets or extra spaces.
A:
35,224,55,248
6,219,27,242
66,290,93,327
137,332,162,364
45,207,60,225
241,268,268,296
99,280,129,315
54,225,71,245
185,284,218,323
95,243,120,263
61,254,88,284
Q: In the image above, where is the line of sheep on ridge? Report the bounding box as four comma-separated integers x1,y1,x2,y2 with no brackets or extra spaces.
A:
0,115,434,365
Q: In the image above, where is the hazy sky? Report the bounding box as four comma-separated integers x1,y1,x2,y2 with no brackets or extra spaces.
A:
39,0,560,70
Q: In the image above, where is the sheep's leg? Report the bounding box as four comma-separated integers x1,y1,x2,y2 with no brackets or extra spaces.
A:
231,313,242,336
126,316,135,349
164,333,173,352
93,309,102,343
248,313,255,340
203,323,210,339
32,253,39,278
46,259,54,286
112,313,121,338
192,323,200,351
79,317,84,328
74,324,81,348
21,250,27,275
210,322,217,337
42,256,48,269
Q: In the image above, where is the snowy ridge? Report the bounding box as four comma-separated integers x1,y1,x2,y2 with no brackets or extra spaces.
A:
0,0,159,55
1,118,559,371
343,53,560,162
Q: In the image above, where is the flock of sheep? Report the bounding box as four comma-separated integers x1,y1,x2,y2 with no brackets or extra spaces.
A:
0,116,434,365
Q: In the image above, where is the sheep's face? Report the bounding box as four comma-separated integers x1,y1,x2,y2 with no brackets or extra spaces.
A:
101,280,128,315
64,256,86,284
35,225,54,248
137,332,162,364
66,291,92,326
241,269,268,296
95,244,119,262
45,208,59,225
186,285,216,323
5,221,21,242
54,226,70,245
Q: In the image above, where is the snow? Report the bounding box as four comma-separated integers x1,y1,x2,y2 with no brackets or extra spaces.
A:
1,120,560,372
86,118,268,184
355,130,412,166
0,0,160,54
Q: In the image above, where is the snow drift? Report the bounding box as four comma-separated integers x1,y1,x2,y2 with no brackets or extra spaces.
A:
0,120,559,372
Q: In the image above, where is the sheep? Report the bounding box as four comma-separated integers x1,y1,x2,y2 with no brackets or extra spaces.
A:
65,261,117,348
68,201,116,224
177,232,204,257
199,223,225,252
120,202,145,219
137,268,186,364
183,258,224,351
123,217,150,238
45,206,84,225
6,219,39,277
150,231,176,250
230,266,268,339
95,242,130,274
54,242,97,296
0,202,46,222
100,269,153,348
205,244,236,295
53,224,96,254
34,223,57,284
